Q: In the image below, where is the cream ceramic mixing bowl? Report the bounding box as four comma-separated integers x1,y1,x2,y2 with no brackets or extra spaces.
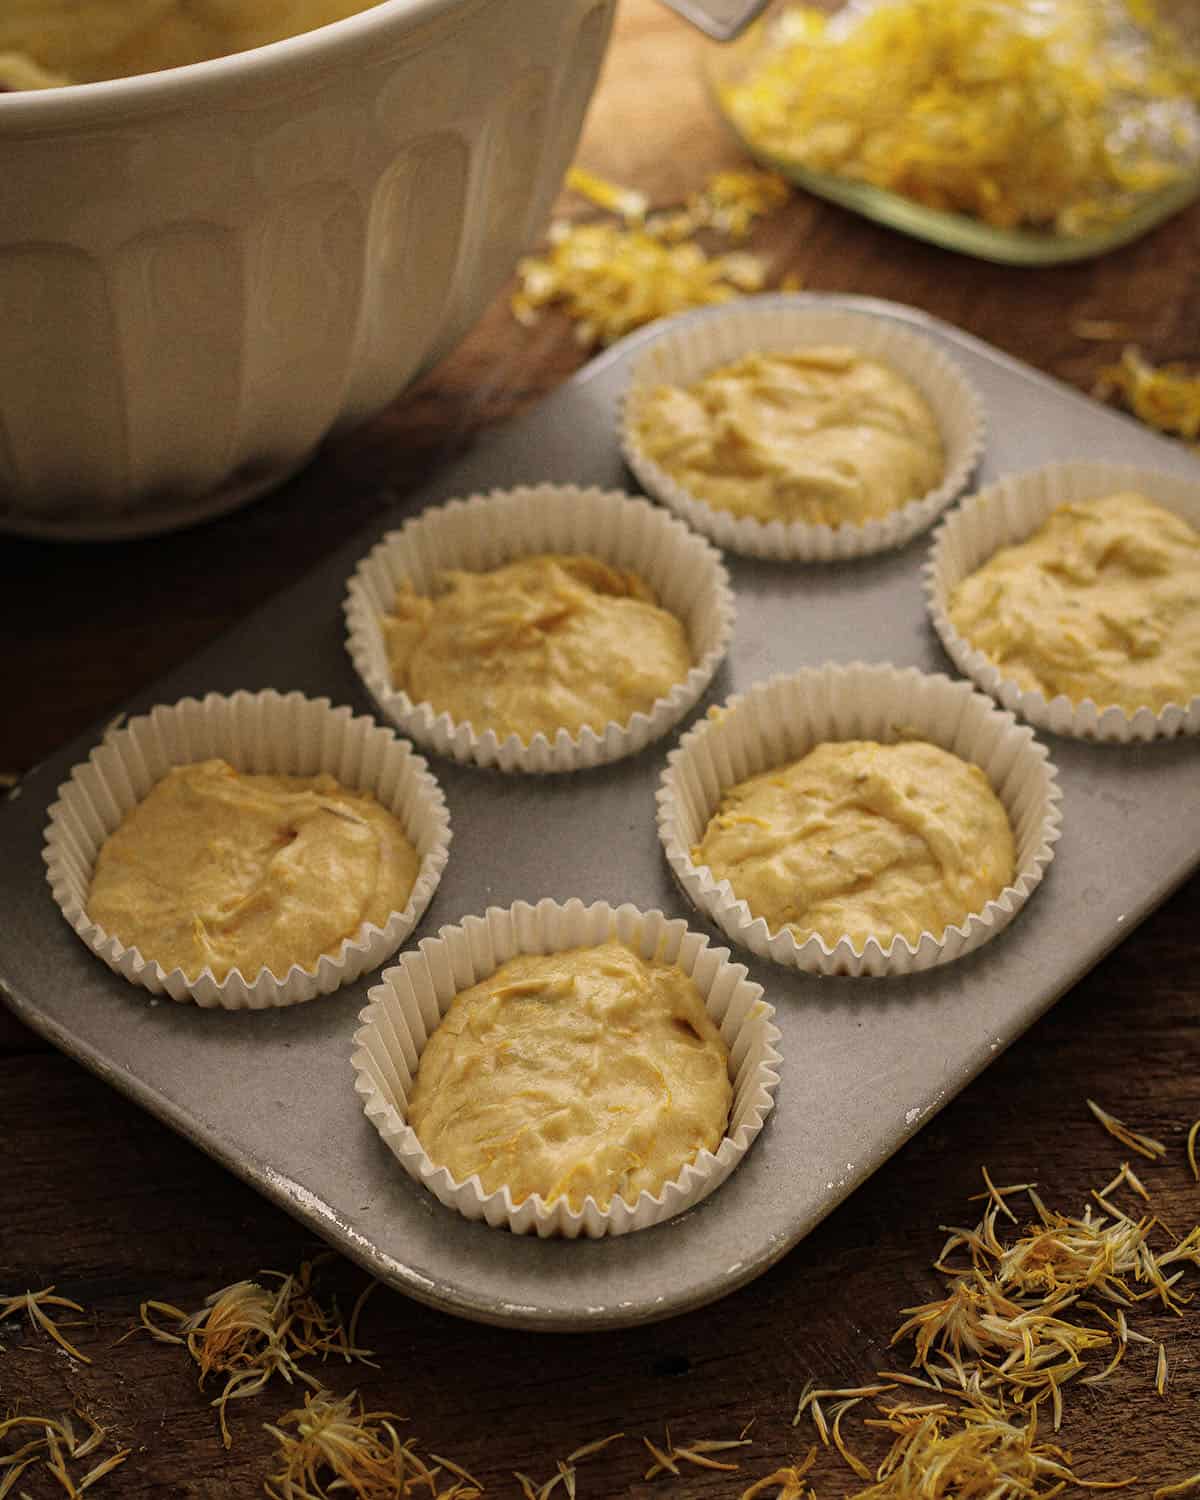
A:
0,0,615,538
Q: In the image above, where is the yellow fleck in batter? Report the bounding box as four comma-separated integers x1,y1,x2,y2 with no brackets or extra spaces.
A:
407,942,732,1211
693,740,1015,951
87,759,419,981
383,553,693,745
948,492,1200,714
634,348,944,527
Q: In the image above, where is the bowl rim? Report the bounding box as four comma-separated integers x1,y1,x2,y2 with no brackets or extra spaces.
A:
0,0,471,124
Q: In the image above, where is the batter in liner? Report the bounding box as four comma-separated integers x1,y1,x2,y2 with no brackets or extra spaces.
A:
382,552,693,745
947,491,1200,714
693,739,1015,950
87,758,419,981
407,941,732,1211
633,347,944,527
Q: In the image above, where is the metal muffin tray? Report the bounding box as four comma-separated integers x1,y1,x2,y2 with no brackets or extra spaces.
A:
4,294,1199,1331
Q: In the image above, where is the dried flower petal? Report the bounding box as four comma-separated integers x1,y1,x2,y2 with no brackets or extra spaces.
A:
136,1260,377,1448
0,1288,90,1365
1086,1099,1169,1161
1095,349,1200,445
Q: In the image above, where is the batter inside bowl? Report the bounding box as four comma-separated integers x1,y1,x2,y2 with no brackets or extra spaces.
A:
0,0,384,87
633,347,945,528
382,552,694,746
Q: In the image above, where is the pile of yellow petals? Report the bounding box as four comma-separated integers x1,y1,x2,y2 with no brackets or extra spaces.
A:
1095,347,1200,445
719,0,1200,235
511,167,790,347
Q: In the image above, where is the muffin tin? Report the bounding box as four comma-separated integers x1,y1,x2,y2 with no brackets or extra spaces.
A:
4,293,1200,1330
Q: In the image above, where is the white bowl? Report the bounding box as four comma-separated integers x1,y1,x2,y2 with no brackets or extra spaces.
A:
0,0,616,539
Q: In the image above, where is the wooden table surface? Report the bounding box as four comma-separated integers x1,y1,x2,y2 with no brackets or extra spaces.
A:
3,3,1200,1494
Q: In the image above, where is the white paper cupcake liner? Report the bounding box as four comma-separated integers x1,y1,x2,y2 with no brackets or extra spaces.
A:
619,297,985,561
42,691,452,1009
344,485,736,773
925,462,1200,742
351,898,782,1238
657,662,1062,977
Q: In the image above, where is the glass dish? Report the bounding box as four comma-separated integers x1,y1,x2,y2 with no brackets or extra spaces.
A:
706,0,1200,266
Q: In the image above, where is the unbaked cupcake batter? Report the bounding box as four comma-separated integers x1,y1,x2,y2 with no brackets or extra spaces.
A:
0,0,382,88
87,759,419,981
634,347,944,527
947,491,1200,714
382,553,693,744
693,739,1015,950
407,941,732,1211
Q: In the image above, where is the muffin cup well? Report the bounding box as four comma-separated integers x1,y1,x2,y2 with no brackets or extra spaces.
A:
925,461,1200,742
351,898,782,1238
344,485,736,773
619,298,985,560
42,691,451,1009
657,662,1062,977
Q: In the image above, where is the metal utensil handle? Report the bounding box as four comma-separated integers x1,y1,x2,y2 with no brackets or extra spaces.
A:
655,0,772,42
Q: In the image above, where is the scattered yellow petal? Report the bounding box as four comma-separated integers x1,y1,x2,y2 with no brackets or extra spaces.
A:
647,168,791,241
428,1452,485,1491
1094,348,1200,444
1097,1162,1151,1204
673,1446,741,1471
515,1430,625,1498
565,1433,624,1463
830,1398,873,1481
0,1411,130,1498
642,1435,680,1479
740,1446,818,1499
566,165,647,222
1154,1474,1200,1500
1086,1098,1169,1161
0,1288,90,1365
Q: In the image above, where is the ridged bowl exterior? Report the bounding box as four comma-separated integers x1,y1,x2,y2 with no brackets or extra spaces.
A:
0,0,616,537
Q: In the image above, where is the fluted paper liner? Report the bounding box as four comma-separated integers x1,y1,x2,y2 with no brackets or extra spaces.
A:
344,485,736,772
926,462,1200,742
43,691,451,1009
620,298,985,560
657,663,1062,977
351,898,782,1238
